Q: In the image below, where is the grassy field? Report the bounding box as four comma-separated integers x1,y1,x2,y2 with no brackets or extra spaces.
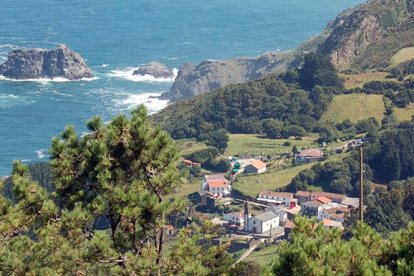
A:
232,163,314,197
226,134,318,156
245,245,279,267
167,177,201,199
321,94,385,124
390,47,414,65
394,103,414,122
176,139,208,155
233,152,349,198
340,72,391,89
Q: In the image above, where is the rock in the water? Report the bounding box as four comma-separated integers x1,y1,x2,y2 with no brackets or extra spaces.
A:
0,44,94,80
133,61,174,79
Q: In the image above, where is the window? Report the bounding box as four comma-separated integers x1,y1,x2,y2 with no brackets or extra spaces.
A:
253,221,256,225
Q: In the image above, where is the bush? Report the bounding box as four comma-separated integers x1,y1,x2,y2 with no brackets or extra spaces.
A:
185,147,219,163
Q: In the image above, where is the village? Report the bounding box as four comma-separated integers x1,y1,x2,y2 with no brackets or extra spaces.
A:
183,146,361,261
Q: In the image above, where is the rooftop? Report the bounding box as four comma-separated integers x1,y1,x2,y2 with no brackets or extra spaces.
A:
298,149,324,158
284,220,296,229
248,159,267,170
316,196,331,205
255,211,279,222
258,190,293,198
208,180,228,188
303,200,324,207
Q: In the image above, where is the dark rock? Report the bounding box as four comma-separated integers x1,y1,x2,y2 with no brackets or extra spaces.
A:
0,44,93,80
132,61,174,79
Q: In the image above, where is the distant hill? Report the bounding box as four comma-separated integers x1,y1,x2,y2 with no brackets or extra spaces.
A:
161,0,414,100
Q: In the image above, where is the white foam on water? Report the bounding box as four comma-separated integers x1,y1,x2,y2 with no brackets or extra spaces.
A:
0,93,36,107
107,67,178,83
114,92,169,114
101,64,109,68
35,149,47,159
0,75,98,83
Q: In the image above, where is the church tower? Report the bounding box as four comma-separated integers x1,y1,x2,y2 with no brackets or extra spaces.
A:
244,199,251,232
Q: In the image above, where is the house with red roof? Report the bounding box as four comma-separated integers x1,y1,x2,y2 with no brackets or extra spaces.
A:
257,190,294,206
301,196,332,217
244,159,267,174
201,174,231,197
295,148,325,163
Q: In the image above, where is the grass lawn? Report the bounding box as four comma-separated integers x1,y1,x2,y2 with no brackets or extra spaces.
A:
232,163,314,197
245,245,279,266
167,177,201,199
321,94,385,124
233,152,349,198
390,47,414,65
393,103,414,122
176,139,207,156
226,134,318,156
339,72,391,89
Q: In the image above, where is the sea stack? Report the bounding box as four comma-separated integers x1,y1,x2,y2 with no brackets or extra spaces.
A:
133,61,174,79
0,44,94,80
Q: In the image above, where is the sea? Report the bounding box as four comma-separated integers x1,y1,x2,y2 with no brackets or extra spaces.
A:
0,0,365,175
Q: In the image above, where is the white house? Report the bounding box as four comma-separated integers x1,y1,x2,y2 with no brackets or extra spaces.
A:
244,159,267,174
265,205,288,223
247,211,279,234
301,196,331,218
201,174,231,197
295,149,325,163
257,191,293,206
223,211,244,226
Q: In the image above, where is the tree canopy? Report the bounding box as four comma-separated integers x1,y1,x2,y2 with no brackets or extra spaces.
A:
0,106,239,274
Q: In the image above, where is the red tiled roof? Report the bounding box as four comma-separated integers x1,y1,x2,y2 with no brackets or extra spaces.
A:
258,190,293,198
316,196,331,205
248,159,267,170
208,180,228,188
284,220,296,229
316,192,345,200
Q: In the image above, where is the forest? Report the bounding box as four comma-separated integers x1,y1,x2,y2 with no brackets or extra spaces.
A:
1,106,414,274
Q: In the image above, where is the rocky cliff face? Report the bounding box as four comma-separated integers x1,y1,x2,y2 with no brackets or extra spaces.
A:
161,0,414,101
133,61,174,79
318,0,413,70
0,44,93,80
161,51,301,100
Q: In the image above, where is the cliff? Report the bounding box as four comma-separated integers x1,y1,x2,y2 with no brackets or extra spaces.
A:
162,0,414,101
0,44,93,80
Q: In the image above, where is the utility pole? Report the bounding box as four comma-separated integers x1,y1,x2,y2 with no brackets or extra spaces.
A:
359,145,364,223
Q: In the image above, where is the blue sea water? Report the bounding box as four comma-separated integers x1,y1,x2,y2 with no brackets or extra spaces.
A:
0,0,365,175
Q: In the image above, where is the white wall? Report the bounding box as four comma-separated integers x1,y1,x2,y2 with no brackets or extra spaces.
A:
248,216,279,234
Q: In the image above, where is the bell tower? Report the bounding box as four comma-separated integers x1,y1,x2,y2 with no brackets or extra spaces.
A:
244,199,251,231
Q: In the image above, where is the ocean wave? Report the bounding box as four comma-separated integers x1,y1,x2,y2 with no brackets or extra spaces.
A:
107,67,178,83
0,93,36,108
101,64,109,68
0,75,98,83
36,149,47,159
114,92,169,114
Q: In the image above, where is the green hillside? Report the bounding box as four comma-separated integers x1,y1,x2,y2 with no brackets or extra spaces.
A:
321,94,385,123
391,46,414,66
394,103,414,121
